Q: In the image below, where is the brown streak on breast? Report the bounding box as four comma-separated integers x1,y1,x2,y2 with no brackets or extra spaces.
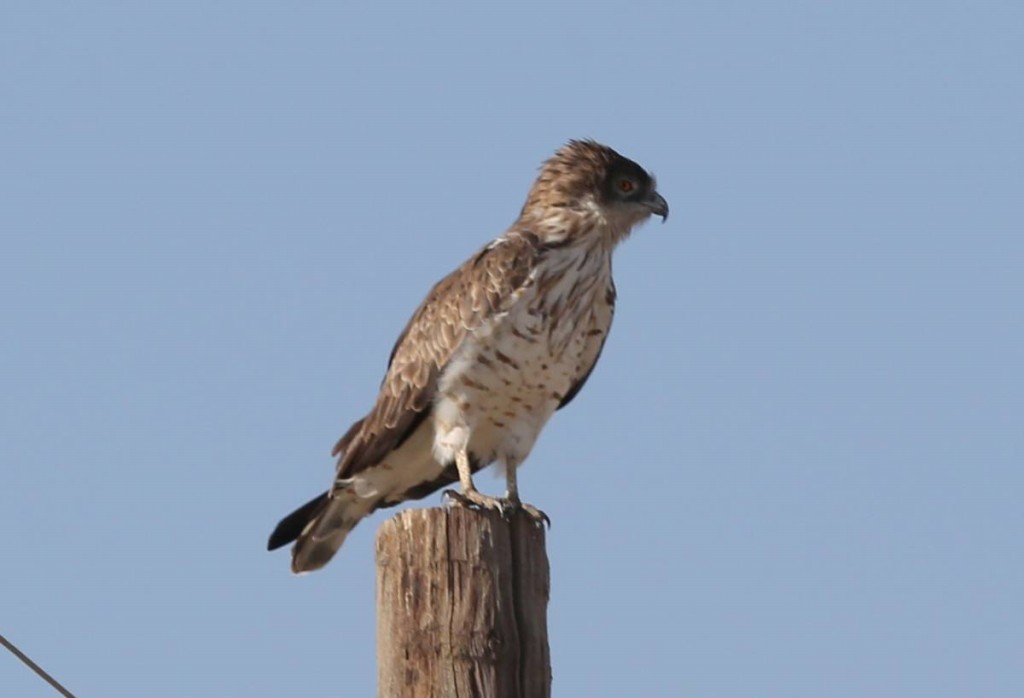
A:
494,350,521,369
534,271,563,298
460,376,487,391
575,248,593,272
511,327,538,344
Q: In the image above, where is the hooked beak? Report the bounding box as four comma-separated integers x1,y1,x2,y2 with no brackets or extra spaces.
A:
644,191,669,222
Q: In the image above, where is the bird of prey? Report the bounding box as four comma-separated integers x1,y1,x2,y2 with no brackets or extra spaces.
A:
268,139,668,573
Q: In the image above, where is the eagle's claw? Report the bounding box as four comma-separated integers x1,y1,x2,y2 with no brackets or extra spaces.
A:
510,501,550,528
442,489,550,528
443,488,506,515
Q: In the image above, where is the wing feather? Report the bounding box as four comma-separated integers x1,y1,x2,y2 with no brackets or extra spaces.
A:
331,233,542,481
558,278,616,410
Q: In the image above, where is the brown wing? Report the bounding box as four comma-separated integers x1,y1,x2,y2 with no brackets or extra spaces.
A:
330,232,543,481
558,278,616,410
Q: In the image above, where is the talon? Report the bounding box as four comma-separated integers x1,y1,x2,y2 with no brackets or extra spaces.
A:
442,489,474,508
442,488,505,513
523,504,551,529
507,499,551,528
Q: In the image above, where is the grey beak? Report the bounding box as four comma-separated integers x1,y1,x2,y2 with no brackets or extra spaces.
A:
644,191,669,221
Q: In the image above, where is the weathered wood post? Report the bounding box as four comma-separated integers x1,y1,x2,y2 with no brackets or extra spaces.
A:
376,506,551,698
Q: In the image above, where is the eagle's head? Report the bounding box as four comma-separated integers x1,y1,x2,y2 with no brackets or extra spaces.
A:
518,139,669,245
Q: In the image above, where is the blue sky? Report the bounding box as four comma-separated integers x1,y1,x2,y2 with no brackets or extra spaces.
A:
2,2,1021,696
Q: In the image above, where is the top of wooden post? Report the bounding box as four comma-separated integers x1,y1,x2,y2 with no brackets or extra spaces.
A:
376,507,551,698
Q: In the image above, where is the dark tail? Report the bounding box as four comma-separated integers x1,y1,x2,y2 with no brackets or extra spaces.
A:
268,489,374,573
267,492,329,551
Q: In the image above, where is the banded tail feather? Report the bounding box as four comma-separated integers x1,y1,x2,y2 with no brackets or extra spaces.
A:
267,491,373,574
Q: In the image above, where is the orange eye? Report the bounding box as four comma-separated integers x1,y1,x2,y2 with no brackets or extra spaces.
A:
618,178,635,193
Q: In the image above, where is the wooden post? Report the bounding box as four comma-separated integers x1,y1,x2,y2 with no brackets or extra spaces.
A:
376,506,551,698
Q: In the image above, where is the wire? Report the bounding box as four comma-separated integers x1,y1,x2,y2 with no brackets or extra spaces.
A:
0,632,78,698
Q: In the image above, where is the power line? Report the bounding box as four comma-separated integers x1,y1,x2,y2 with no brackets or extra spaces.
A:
0,632,78,698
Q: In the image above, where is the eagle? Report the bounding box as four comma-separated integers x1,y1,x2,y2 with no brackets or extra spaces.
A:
268,139,668,573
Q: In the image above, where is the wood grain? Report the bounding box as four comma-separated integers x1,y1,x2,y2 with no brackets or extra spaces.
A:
376,507,550,698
